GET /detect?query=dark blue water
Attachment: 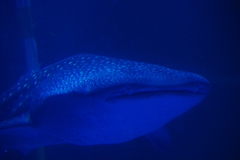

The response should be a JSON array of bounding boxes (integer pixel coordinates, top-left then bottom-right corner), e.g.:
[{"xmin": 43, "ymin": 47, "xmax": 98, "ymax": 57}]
[{"xmin": 0, "ymin": 0, "xmax": 239, "ymax": 159}]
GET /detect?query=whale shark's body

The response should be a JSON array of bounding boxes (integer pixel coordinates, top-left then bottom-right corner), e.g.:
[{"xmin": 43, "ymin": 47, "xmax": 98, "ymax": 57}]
[{"xmin": 0, "ymin": 54, "xmax": 209, "ymax": 154}]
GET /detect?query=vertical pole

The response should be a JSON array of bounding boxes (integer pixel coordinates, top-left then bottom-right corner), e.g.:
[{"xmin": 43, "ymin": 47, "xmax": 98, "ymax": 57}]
[{"xmin": 15, "ymin": 0, "xmax": 39, "ymax": 72}]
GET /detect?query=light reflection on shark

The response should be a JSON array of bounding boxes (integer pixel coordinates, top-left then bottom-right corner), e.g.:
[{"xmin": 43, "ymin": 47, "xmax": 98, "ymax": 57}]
[{"xmin": 0, "ymin": 54, "xmax": 209, "ymax": 154}]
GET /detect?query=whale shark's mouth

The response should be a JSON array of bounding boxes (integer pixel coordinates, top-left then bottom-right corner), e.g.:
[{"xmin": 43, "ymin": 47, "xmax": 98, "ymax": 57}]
[{"xmin": 105, "ymin": 82, "xmax": 210, "ymax": 101}]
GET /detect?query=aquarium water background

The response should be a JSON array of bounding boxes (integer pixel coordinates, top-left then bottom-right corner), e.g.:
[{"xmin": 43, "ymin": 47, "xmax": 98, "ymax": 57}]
[{"xmin": 0, "ymin": 0, "xmax": 239, "ymax": 160}]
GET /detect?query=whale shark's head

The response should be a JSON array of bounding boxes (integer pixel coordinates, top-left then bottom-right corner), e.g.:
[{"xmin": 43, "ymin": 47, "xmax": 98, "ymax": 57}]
[{"xmin": 30, "ymin": 54, "xmax": 210, "ymax": 145}]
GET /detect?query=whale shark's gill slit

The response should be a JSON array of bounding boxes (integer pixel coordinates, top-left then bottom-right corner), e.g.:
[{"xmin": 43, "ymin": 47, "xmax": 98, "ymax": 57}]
[{"xmin": 0, "ymin": 77, "xmax": 42, "ymax": 121}]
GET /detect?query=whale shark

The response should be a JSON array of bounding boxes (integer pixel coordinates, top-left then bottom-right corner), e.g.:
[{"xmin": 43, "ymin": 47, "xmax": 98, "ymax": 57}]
[{"xmin": 0, "ymin": 54, "xmax": 209, "ymax": 154}]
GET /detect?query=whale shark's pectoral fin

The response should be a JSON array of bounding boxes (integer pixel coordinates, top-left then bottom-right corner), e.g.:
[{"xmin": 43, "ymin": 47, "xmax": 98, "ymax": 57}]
[
  {"xmin": 146, "ymin": 127, "xmax": 171, "ymax": 152},
  {"xmin": 0, "ymin": 113, "xmax": 31, "ymax": 130}
]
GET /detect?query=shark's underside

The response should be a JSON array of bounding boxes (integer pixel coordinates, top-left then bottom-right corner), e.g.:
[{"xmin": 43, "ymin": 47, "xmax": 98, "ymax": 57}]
[{"xmin": 0, "ymin": 54, "xmax": 209, "ymax": 154}]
